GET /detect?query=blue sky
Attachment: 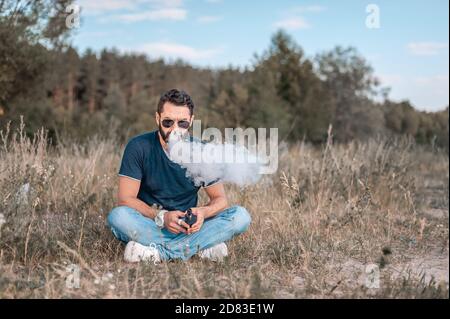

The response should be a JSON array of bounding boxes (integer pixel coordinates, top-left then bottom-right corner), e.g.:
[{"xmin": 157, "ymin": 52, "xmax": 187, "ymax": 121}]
[{"xmin": 72, "ymin": 0, "xmax": 449, "ymax": 112}]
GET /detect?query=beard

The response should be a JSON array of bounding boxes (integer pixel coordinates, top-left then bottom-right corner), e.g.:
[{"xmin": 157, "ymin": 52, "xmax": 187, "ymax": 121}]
[
  {"xmin": 158, "ymin": 123, "xmax": 170, "ymax": 142},
  {"xmin": 159, "ymin": 123, "xmax": 189, "ymax": 142}
]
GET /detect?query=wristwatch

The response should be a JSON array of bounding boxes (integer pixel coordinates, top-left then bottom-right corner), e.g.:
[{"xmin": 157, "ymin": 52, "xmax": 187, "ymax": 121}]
[{"xmin": 155, "ymin": 209, "xmax": 168, "ymax": 228}]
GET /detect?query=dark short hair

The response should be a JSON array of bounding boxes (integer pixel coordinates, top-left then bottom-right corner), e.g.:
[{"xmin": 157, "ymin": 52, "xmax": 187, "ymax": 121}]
[{"xmin": 157, "ymin": 89, "xmax": 194, "ymax": 115}]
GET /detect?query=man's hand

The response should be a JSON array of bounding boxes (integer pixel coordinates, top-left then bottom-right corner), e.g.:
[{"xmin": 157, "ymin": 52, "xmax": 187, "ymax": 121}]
[
  {"xmin": 164, "ymin": 211, "xmax": 190, "ymax": 234},
  {"xmin": 187, "ymin": 207, "xmax": 206, "ymax": 234}
]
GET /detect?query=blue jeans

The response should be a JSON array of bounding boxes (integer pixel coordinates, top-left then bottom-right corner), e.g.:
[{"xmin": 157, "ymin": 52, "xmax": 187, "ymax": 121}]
[{"xmin": 106, "ymin": 205, "xmax": 251, "ymax": 261}]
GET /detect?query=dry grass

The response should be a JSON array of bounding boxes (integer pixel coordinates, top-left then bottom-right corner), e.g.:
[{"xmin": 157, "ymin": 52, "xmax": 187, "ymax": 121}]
[{"xmin": 0, "ymin": 119, "xmax": 448, "ymax": 298}]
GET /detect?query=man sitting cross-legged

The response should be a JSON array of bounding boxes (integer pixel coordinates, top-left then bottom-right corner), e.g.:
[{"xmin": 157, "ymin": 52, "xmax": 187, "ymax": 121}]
[{"xmin": 106, "ymin": 89, "xmax": 251, "ymax": 263}]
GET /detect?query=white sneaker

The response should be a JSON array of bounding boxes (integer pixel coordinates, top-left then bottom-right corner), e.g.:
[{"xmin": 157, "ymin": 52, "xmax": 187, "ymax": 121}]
[
  {"xmin": 124, "ymin": 241, "xmax": 161, "ymax": 264},
  {"xmin": 198, "ymin": 242, "xmax": 228, "ymax": 262}
]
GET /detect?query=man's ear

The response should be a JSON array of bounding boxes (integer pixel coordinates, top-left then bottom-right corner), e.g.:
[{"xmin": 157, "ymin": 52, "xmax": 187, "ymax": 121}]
[
  {"xmin": 155, "ymin": 112, "xmax": 160, "ymax": 125},
  {"xmin": 189, "ymin": 115, "xmax": 195, "ymax": 128}
]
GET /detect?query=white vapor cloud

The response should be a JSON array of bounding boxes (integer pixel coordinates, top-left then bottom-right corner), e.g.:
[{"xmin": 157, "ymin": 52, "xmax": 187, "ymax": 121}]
[{"xmin": 167, "ymin": 130, "xmax": 264, "ymax": 187}]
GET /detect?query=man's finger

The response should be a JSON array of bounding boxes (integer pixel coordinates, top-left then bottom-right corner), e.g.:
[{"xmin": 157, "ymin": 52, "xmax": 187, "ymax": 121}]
[
  {"xmin": 174, "ymin": 220, "xmax": 189, "ymax": 232},
  {"xmin": 170, "ymin": 225, "xmax": 182, "ymax": 234},
  {"xmin": 175, "ymin": 211, "xmax": 186, "ymax": 218},
  {"xmin": 191, "ymin": 220, "xmax": 201, "ymax": 229},
  {"xmin": 190, "ymin": 223, "xmax": 201, "ymax": 232},
  {"xmin": 171, "ymin": 222, "xmax": 187, "ymax": 234},
  {"xmin": 178, "ymin": 219, "xmax": 190, "ymax": 229}
]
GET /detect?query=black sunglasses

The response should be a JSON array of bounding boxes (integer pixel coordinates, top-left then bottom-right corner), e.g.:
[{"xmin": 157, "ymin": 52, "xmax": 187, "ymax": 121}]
[{"xmin": 161, "ymin": 118, "xmax": 191, "ymax": 129}]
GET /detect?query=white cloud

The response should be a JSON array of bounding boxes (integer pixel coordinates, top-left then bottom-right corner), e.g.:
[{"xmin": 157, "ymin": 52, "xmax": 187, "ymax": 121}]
[
  {"xmin": 205, "ymin": 0, "xmax": 223, "ymax": 3},
  {"xmin": 379, "ymin": 73, "xmax": 449, "ymax": 111},
  {"xmin": 413, "ymin": 75, "xmax": 449, "ymax": 97},
  {"xmin": 78, "ymin": 0, "xmax": 184, "ymax": 14},
  {"xmin": 273, "ymin": 17, "xmax": 310, "ymax": 30},
  {"xmin": 411, "ymin": 75, "xmax": 449, "ymax": 110},
  {"xmin": 133, "ymin": 42, "xmax": 223, "ymax": 61},
  {"xmin": 77, "ymin": 30, "xmax": 124, "ymax": 38},
  {"xmin": 407, "ymin": 42, "xmax": 449, "ymax": 56},
  {"xmin": 104, "ymin": 8, "xmax": 187, "ymax": 23},
  {"xmin": 378, "ymin": 73, "xmax": 404, "ymax": 85},
  {"xmin": 196, "ymin": 15, "xmax": 222, "ymax": 24},
  {"xmin": 151, "ymin": 0, "xmax": 184, "ymax": 7},
  {"xmin": 77, "ymin": 0, "xmax": 136, "ymax": 14},
  {"xmin": 79, "ymin": 0, "xmax": 186, "ymax": 23},
  {"xmin": 292, "ymin": 5, "xmax": 326, "ymax": 13},
  {"xmin": 273, "ymin": 4, "xmax": 325, "ymax": 31}
]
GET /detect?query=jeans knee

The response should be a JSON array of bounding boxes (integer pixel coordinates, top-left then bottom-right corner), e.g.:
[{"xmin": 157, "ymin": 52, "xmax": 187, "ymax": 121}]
[
  {"xmin": 231, "ymin": 205, "xmax": 251, "ymax": 234},
  {"xmin": 107, "ymin": 206, "xmax": 132, "ymax": 230}
]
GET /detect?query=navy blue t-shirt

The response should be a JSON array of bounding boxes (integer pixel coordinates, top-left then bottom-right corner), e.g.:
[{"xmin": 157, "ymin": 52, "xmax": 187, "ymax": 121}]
[{"xmin": 118, "ymin": 130, "xmax": 218, "ymax": 211}]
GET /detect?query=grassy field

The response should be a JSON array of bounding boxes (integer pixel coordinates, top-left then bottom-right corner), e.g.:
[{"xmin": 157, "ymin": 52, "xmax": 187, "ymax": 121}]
[{"xmin": 0, "ymin": 120, "xmax": 448, "ymax": 298}]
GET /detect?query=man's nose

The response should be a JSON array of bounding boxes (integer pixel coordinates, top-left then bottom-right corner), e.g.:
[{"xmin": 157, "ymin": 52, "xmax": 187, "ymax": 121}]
[{"xmin": 173, "ymin": 121, "xmax": 185, "ymax": 130}]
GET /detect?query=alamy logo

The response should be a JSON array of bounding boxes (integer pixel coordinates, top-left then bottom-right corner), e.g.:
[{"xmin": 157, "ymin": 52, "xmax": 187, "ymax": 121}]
[
  {"xmin": 168, "ymin": 120, "xmax": 278, "ymax": 174},
  {"xmin": 65, "ymin": 263, "xmax": 80, "ymax": 289},
  {"xmin": 366, "ymin": 4, "xmax": 381, "ymax": 29},
  {"xmin": 65, "ymin": 4, "xmax": 80, "ymax": 29},
  {"xmin": 365, "ymin": 263, "xmax": 380, "ymax": 289}
]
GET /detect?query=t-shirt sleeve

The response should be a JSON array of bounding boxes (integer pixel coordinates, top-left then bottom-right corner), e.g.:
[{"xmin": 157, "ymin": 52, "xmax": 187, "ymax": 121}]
[
  {"xmin": 118, "ymin": 139, "xmax": 144, "ymax": 181},
  {"xmin": 203, "ymin": 178, "xmax": 222, "ymax": 188}
]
